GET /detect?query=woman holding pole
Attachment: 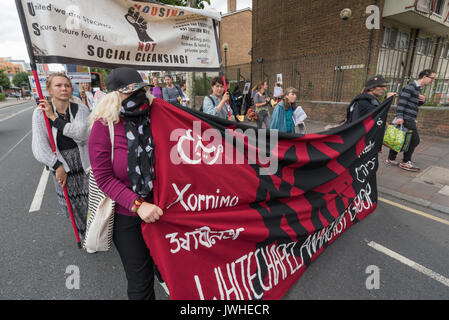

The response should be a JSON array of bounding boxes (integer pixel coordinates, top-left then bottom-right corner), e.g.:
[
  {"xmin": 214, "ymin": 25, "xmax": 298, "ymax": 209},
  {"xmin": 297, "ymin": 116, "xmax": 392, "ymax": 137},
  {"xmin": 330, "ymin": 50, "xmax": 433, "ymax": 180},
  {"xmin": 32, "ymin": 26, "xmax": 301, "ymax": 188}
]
[{"xmin": 32, "ymin": 73, "xmax": 91, "ymax": 238}]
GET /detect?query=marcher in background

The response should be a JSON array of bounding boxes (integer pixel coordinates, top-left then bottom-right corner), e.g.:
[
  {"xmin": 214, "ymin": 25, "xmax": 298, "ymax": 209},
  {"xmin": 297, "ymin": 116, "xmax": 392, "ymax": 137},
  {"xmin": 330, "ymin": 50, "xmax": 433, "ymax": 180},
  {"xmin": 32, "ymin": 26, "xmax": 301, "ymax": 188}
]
[
  {"xmin": 202, "ymin": 76, "xmax": 235, "ymax": 121},
  {"xmin": 150, "ymin": 76, "xmax": 163, "ymax": 100},
  {"xmin": 346, "ymin": 75, "xmax": 397, "ymax": 124},
  {"xmin": 253, "ymin": 81, "xmax": 271, "ymax": 129},
  {"xmin": 93, "ymin": 88, "xmax": 106, "ymax": 108},
  {"xmin": 180, "ymin": 82, "xmax": 191, "ymax": 108},
  {"xmin": 162, "ymin": 74, "xmax": 183, "ymax": 108},
  {"xmin": 242, "ymin": 88, "xmax": 254, "ymax": 116},
  {"xmin": 89, "ymin": 67, "xmax": 163, "ymax": 300},
  {"xmin": 273, "ymin": 82, "xmax": 284, "ymax": 102},
  {"xmin": 32, "ymin": 73, "xmax": 90, "ymax": 238},
  {"xmin": 232, "ymin": 85, "xmax": 244, "ymax": 120},
  {"xmin": 271, "ymin": 87, "xmax": 302, "ymax": 134},
  {"xmin": 250, "ymin": 83, "xmax": 260, "ymax": 101},
  {"xmin": 80, "ymin": 82, "xmax": 95, "ymax": 111},
  {"xmin": 386, "ymin": 69, "xmax": 436, "ymax": 172}
]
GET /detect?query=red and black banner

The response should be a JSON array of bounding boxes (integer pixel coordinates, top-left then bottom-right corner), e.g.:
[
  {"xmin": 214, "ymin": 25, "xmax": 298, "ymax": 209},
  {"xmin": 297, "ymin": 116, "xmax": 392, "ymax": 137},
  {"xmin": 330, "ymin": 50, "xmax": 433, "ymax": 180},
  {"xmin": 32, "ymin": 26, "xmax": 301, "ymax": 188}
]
[{"xmin": 142, "ymin": 98, "xmax": 393, "ymax": 300}]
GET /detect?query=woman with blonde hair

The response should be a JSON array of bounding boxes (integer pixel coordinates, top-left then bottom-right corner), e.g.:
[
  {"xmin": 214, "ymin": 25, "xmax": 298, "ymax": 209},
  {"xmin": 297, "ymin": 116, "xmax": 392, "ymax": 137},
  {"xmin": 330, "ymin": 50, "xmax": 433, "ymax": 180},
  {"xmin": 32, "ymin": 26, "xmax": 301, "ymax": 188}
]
[
  {"xmin": 88, "ymin": 67, "xmax": 163, "ymax": 300},
  {"xmin": 32, "ymin": 72, "xmax": 90, "ymax": 237},
  {"xmin": 270, "ymin": 87, "xmax": 306, "ymax": 134}
]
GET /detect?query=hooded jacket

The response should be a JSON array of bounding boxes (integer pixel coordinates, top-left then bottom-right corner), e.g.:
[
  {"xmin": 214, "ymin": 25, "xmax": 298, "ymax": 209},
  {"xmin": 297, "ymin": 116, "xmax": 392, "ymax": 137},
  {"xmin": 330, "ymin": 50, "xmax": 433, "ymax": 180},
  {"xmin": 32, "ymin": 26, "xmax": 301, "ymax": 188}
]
[{"xmin": 346, "ymin": 93, "xmax": 380, "ymax": 123}]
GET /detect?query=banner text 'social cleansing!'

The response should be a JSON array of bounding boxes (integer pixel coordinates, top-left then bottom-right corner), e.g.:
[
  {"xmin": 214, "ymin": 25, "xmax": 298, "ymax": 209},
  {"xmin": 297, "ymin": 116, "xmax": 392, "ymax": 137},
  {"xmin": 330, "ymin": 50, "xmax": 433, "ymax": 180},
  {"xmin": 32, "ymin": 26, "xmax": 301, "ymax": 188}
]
[{"xmin": 87, "ymin": 45, "xmax": 189, "ymax": 64}]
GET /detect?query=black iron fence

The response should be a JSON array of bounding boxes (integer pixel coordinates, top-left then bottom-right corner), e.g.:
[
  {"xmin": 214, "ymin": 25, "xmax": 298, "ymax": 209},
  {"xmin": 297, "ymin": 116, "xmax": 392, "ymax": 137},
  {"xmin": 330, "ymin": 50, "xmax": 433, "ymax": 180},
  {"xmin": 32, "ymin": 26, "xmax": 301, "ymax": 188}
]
[
  {"xmin": 378, "ymin": 36, "xmax": 449, "ymax": 106},
  {"xmin": 219, "ymin": 40, "xmax": 449, "ymax": 106}
]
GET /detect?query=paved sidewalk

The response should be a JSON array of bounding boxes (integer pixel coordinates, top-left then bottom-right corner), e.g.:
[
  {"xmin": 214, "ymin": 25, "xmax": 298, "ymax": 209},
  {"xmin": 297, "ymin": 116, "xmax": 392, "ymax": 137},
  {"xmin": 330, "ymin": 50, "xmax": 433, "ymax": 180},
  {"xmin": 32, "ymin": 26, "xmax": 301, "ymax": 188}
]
[
  {"xmin": 306, "ymin": 120, "xmax": 449, "ymax": 215},
  {"xmin": 0, "ymin": 97, "xmax": 34, "ymax": 109}
]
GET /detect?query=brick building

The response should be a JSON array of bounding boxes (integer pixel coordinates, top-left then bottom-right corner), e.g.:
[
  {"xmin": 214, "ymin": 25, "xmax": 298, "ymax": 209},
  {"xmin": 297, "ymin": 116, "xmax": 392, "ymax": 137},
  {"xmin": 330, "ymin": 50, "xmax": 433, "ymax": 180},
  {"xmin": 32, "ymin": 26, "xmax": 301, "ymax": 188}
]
[
  {"xmin": 251, "ymin": 0, "xmax": 449, "ymax": 104},
  {"xmin": 0, "ymin": 58, "xmax": 26, "ymax": 76},
  {"xmin": 219, "ymin": 0, "xmax": 252, "ymax": 83}
]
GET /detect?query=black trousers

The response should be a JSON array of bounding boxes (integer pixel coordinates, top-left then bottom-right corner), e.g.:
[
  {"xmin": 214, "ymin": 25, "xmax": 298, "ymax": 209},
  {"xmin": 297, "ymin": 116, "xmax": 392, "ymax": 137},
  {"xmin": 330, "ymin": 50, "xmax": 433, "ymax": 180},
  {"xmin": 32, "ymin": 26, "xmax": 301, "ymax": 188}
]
[
  {"xmin": 113, "ymin": 214, "xmax": 155, "ymax": 300},
  {"xmin": 257, "ymin": 110, "xmax": 270, "ymax": 129},
  {"xmin": 388, "ymin": 119, "xmax": 420, "ymax": 163}
]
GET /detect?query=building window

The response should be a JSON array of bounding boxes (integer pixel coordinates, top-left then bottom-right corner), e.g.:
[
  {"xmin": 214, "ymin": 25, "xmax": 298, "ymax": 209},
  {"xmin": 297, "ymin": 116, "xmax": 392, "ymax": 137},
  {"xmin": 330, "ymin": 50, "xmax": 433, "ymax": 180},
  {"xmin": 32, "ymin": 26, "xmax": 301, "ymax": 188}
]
[
  {"xmin": 441, "ymin": 44, "xmax": 449, "ymax": 58},
  {"xmin": 435, "ymin": 82, "xmax": 448, "ymax": 93},
  {"xmin": 382, "ymin": 27, "xmax": 410, "ymax": 50},
  {"xmin": 417, "ymin": 0, "xmax": 445, "ymax": 15},
  {"xmin": 433, "ymin": 0, "xmax": 445, "ymax": 15},
  {"xmin": 382, "ymin": 27, "xmax": 391, "ymax": 48},
  {"xmin": 382, "ymin": 27, "xmax": 398, "ymax": 49},
  {"xmin": 397, "ymin": 32, "xmax": 410, "ymax": 50},
  {"xmin": 416, "ymin": 37, "xmax": 434, "ymax": 55}
]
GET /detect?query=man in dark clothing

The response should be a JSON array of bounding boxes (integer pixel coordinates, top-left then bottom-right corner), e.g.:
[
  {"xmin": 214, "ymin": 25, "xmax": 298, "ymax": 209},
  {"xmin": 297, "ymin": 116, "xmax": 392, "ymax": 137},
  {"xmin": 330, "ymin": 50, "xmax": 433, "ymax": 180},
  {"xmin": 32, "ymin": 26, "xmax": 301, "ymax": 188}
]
[
  {"xmin": 346, "ymin": 75, "xmax": 396, "ymax": 123},
  {"xmin": 386, "ymin": 69, "xmax": 436, "ymax": 172}
]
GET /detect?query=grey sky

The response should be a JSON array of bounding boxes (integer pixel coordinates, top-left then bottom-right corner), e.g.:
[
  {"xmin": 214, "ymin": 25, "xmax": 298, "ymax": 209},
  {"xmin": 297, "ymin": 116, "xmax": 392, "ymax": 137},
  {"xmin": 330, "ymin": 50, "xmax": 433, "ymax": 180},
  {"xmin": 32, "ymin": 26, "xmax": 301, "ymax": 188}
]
[
  {"xmin": 204, "ymin": 0, "xmax": 252, "ymax": 13},
  {"xmin": 0, "ymin": 0, "xmax": 29, "ymax": 62}
]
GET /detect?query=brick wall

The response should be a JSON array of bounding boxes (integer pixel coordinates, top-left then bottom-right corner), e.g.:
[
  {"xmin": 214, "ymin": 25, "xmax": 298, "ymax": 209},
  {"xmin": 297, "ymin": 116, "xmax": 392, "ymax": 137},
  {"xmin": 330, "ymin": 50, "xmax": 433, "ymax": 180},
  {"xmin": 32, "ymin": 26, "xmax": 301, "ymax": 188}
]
[
  {"xmin": 300, "ymin": 101, "xmax": 449, "ymax": 138},
  {"xmin": 220, "ymin": 10, "xmax": 252, "ymax": 67},
  {"xmin": 251, "ymin": 0, "xmax": 385, "ymax": 101}
]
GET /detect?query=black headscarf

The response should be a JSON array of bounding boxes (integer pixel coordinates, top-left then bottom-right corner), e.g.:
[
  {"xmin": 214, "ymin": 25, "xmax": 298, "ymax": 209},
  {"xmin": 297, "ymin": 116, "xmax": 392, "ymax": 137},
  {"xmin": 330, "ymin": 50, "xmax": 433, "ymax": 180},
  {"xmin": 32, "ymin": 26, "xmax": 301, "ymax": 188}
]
[{"xmin": 120, "ymin": 89, "xmax": 155, "ymax": 198}]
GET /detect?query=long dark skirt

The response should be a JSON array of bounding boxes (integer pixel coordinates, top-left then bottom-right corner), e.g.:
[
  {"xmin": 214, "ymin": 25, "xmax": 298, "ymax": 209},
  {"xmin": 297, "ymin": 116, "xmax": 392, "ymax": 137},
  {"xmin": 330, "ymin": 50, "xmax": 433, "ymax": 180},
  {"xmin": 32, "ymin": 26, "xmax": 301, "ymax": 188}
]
[{"xmin": 51, "ymin": 148, "xmax": 88, "ymax": 237}]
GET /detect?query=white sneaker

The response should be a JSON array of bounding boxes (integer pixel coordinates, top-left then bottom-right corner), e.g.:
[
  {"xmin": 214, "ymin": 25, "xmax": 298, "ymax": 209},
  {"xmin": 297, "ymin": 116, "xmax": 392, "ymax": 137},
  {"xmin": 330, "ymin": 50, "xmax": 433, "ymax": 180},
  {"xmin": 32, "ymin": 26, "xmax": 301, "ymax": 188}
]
[{"xmin": 399, "ymin": 161, "xmax": 420, "ymax": 172}]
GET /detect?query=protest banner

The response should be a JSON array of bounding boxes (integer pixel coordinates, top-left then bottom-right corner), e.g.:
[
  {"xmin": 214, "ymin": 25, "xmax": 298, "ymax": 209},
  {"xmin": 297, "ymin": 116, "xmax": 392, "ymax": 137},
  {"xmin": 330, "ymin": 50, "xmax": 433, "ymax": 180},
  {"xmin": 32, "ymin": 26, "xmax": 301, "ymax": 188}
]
[
  {"xmin": 142, "ymin": 97, "xmax": 393, "ymax": 300},
  {"xmin": 17, "ymin": 0, "xmax": 222, "ymax": 71}
]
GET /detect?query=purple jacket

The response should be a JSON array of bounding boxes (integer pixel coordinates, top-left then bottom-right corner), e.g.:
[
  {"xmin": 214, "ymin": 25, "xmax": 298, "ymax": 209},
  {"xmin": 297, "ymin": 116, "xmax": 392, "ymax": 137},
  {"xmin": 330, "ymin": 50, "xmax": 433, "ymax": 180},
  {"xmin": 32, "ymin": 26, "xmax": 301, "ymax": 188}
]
[
  {"xmin": 151, "ymin": 86, "xmax": 163, "ymax": 99},
  {"xmin": 89, "ymin": 119, "xmax": 139, "ymax": 216}
]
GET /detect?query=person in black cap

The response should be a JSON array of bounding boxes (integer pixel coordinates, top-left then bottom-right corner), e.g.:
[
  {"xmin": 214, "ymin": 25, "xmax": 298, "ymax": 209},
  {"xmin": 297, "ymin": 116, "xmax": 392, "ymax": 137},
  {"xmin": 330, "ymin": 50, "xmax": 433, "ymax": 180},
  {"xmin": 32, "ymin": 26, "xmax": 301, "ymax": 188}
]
[
  {"xmin": 346, "ymin": 75, "xmax": 397, "ymax": 123},
  {"xmin": 88, "ymin": 67, "xmax": 163, "ymax": 300}
]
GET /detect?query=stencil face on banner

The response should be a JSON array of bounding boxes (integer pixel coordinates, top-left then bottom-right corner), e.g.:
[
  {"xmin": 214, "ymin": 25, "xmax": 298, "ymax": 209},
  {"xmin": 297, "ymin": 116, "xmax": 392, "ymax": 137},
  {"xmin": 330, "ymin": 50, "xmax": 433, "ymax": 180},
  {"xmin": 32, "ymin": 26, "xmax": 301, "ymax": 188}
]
[{"xmin": 18, "ymin": 0, "xmax": 221, "ymax": 71}]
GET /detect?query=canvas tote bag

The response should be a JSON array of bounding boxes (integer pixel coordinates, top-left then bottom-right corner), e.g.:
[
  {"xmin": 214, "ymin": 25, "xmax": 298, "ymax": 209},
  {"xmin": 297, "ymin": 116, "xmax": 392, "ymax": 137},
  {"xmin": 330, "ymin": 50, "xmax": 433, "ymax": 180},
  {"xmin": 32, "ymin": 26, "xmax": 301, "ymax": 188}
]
[{"xmin": 83, "ymin": 121, "xmax": 115, "ymax": 252}]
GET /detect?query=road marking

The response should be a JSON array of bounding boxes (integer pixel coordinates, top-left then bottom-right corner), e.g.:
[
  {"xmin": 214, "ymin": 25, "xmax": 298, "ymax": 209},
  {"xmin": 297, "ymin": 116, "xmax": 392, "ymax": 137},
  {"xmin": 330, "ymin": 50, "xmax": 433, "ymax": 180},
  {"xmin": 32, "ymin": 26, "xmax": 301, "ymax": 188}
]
[
  {"xmin": 367, "ymin": 241, "xmax": 449, "ymax": 288},
  {"xmin": 0, "ymin": 130, "xmax": 32, "ymax": 163},
  {"xmin": 29, "ymin": 167, "xmax": 50, "ymax": 213},
  {"xmin": 0, "ymin": 105, "xmax": 34, "ymax": 123},
  {"xmin": 379, "ymin": 197, "xmax": 449, "ymax": 227}
]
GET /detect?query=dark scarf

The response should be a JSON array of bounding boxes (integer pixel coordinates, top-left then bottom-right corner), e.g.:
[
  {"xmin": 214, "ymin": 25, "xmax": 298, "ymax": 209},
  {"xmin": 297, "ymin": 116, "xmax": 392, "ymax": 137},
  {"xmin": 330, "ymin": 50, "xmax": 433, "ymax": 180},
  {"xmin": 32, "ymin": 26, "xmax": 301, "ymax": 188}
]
[{"xmin": 120, "ymin": 90, "xmax": 155, "ymax": 198}]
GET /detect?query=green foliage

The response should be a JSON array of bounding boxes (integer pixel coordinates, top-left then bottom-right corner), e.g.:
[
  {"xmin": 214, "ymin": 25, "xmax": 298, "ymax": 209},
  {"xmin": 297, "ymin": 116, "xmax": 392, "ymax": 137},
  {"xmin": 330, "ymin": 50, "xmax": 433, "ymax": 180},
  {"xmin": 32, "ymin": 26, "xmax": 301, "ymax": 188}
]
[
  {"xmin": 193, "ymin": 75, "xmax": 212, "ymax": 96},
  {"xmin": 422, "ymin": 102, "xmax": 440, "ymax": 107},
  {"xmin": 90, "ymin": 67, "xmax": 112, "ymax": 88},
  {"xmin": 12, "ymin": 72, "xmax": 31, "ymax": 88},
  {"xmin": 157, "ymin": 0, "xmax": 211, "ymax": 9},
  {"xmin": 0, "ymin": 93, "xmax": 5, "ymax": 101},
  {"xmin": 0, "ymin": 70, "xmax": 11, "ymax": 90}
]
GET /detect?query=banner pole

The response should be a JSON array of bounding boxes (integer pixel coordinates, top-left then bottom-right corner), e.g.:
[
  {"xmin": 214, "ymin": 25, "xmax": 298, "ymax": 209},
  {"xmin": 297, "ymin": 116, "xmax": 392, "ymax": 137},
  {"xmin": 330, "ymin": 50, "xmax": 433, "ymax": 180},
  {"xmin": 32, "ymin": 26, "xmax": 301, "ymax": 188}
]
[
  {"xmin": 15, "ymin": 0, "xmax": 82, "ymax": 249},
  {"xmin": 214, "ymin": 19, "xmax": 232, "ymax": 119}
]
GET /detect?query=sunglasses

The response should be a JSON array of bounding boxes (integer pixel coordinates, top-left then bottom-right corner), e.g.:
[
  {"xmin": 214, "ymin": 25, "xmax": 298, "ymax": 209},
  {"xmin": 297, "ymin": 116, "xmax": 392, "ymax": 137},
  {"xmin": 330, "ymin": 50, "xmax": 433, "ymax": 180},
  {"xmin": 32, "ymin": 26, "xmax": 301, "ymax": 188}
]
[{"xmin": 377, "ymin": 85, "xmax": 387, "ymax": 88}]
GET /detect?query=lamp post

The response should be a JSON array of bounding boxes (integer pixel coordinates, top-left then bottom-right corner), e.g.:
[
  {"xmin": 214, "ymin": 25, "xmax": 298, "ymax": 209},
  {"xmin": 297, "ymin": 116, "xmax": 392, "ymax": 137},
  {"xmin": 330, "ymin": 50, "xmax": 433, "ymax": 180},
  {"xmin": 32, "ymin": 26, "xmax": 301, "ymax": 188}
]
[
  {"xmin": 256, "ymin": 57, "xmax": 264, "ymax": 83},
  {"xmin": 223, "ymin": 42, "xmax": 229, "ymax": 77},
  {"xmin": 335, "ymin": 8, "xmax": 352, "ymax": 102}
]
